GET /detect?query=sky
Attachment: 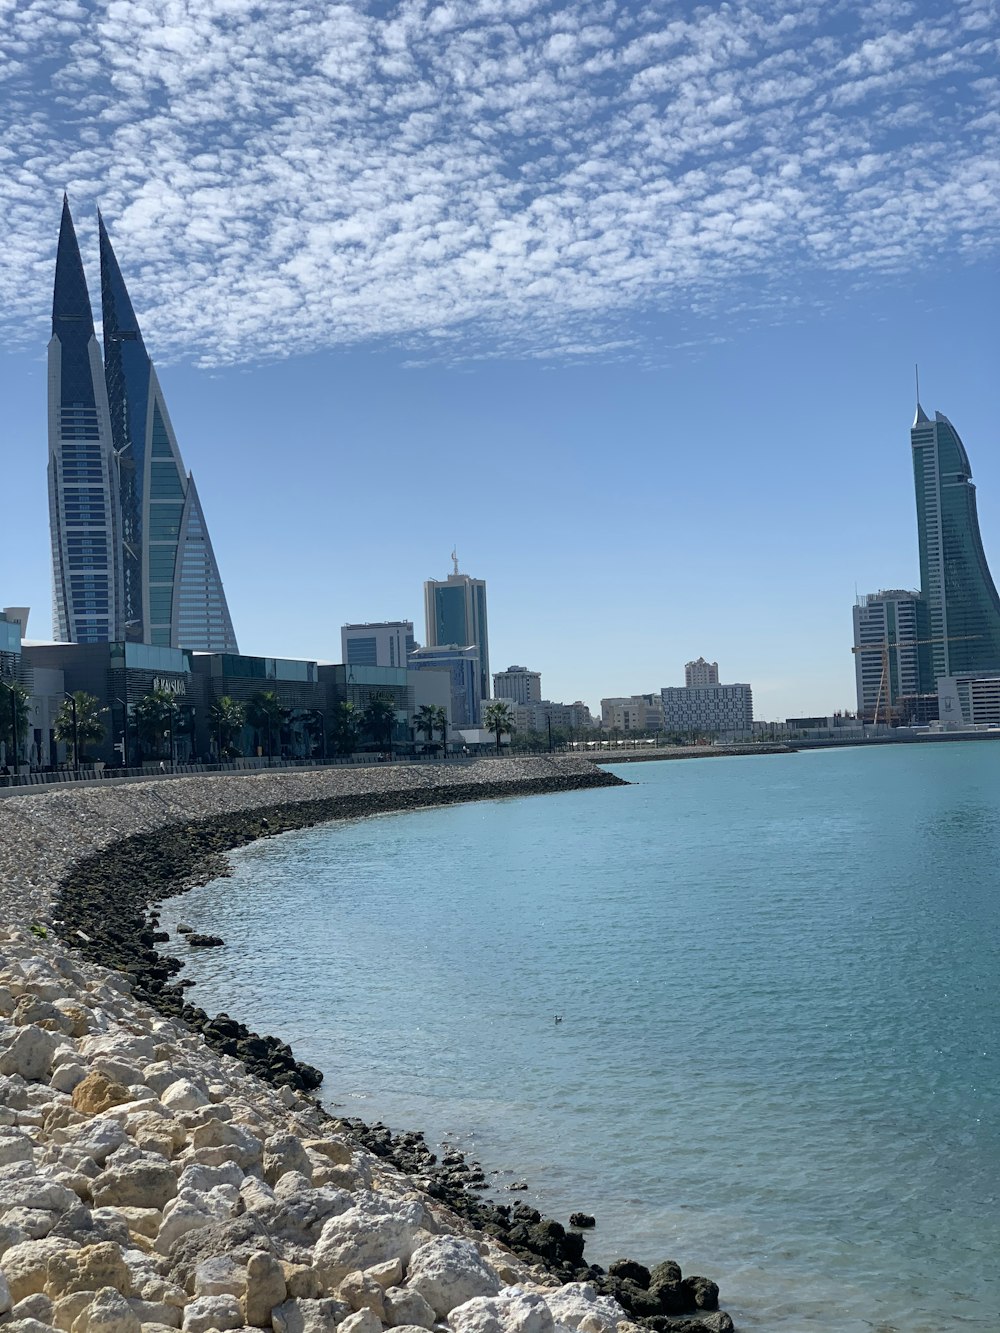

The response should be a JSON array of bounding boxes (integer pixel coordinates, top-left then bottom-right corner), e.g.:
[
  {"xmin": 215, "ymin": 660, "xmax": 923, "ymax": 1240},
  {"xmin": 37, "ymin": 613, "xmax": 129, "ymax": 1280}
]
[{"xmin": 1, "ymin": 0, "xmax": 998, "ymax": 720}]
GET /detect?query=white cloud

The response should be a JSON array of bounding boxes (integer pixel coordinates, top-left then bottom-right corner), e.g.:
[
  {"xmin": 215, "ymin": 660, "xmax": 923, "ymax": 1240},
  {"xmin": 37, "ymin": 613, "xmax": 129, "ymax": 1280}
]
[{"xmin": 0, "ymin": 0, "xmax": 997, "ymax": 366}]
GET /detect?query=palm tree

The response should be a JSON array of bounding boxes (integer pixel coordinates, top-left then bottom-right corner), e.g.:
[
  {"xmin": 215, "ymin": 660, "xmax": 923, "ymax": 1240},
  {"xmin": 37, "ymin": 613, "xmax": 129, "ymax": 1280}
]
[
  {"xmin": 432, "ymin": 704, "xmax": 449, "ymax": 757},
  {"xmin": 0, "ymin": 680, "xmax": 30, "ymax": 773},
  {"xmin": 483, "ymin": 701, "xmax": 514, "ymax": 755},
  {"xmin": 210, "ymin": 695, "xmax": 245, "ymax": 758},
  {"xmin": 413, "ymin": 704, "xmax": 438, "ymax": 750},
  {"xmin": 132, "ymin": 689, "xmax": 180, "ymax": 761},
  {"xmin": 363, "ymin": 696, "xmax": 396, "ymax": 757},
  {"xmin": 330, "ymin": 700, "xmax": 359, "ymax": 756},
  {"xmin": 54, "ymin": 691, "xmax": 107, "ymax": 766},
  {"xmin": 246, "ymin": 690, "xmax": 283, "ymax": 762}
]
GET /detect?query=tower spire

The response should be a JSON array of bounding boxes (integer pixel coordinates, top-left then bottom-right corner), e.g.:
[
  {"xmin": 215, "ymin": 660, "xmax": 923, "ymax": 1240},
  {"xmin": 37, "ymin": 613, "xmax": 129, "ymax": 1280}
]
[
  {"xmin": 451, "ymin": 547, "xmax": 460, "ymax": 575},
  {"xmin": 98, "ymin": 211, "xmax": 145, "ymax": 352},
  {"xmin": 52, "ymin": 194, "xmax": 95, "ymax": 337}
]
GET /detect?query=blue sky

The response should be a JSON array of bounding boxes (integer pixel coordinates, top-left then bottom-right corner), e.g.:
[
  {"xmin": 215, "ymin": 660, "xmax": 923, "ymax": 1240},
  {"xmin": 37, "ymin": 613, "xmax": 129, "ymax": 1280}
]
[{"xmin": 1, "ymin": 0, "xmax": 998, "ymax": 719}]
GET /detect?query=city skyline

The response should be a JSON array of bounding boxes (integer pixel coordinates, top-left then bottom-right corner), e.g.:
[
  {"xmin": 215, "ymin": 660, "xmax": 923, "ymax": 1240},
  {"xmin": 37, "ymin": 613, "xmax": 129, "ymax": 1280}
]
[{"xmin": 1, "ymin": 1, "xmax": 997, "ymax": 717}]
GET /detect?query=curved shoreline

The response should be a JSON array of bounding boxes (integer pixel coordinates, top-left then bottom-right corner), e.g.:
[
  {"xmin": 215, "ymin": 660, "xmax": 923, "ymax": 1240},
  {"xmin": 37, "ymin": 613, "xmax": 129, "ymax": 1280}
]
[{"xmin": 1, "ymin": 759, "xmax": 734, "ymax": 1330}]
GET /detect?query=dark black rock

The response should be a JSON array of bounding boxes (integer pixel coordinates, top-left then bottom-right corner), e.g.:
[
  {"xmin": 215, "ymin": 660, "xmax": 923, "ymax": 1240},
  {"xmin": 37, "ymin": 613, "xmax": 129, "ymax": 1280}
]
[
  {"xmin": 569, "ymin": 1212, "xmax": 596, "ymax": 1228},
  {"xmin": 650, "ymin": 1260, "xmax": 683, "ymax": 1287},
  {"xmin": 187, "ymin": 933, "xmax": 225, "ymax": 947},
  {"xmin": 608, "ymin": 1258, "xmax": 650, "ymax": 1287},
  {"xmin": 682, "ymin": 1276, "xmax": 720, "ymax": 1310},
  {"xmin": 649, "ymin": 1280, "xmax": 690, "ymax": 1314},
  {"xmin": 506, "ymin": 1180, "xmax": 529, "ymax": 1191}
]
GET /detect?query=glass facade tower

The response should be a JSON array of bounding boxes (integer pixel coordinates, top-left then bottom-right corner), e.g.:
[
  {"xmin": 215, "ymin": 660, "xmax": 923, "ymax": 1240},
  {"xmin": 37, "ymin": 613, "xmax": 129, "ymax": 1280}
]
[
  {"xmin": 912, "ymin": 405, "xmax": 1000, "ymax": 685},
  {"xmin": 98, "ymin": 215, "xmax": 239, "ymax": 652},
  {"xmin": 423, "ymin": 563, "xmax": 490, "ymax": 705},
  {"xmin": 48, "ymin": 196, "xmax": 123, "ymax": 643}
]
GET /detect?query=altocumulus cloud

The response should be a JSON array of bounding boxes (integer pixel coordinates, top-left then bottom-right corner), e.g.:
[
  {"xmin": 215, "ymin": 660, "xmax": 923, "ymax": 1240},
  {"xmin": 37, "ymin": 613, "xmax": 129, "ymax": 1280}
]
[{"xmin": 0, "ymin": 0, "xmax": 997, "ymax": 365}]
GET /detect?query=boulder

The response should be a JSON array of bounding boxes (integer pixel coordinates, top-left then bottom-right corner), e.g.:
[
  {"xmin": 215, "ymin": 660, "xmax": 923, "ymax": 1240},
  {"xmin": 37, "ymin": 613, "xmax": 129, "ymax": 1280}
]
[
  {"xmin": 543, "ymin": 1284, "xmax": 623, "ymax": 1333},
  {"xmin": 606, "ymin": 1262, "xmax": 648, "ymax": 1289},
  {"xmin": 263, "ymin": 1136, "xmax": 313, "ymax": 1187},
  {"xmin": 50, "ymin": 1066, "xmax": 88, "ymax": 1096},
  {"xmin": 52, "ymin": 1292, "xmax": 93, "ymax": 1332},
  {"xmin": 647, "ymin": 1262, "xmax": 681, "ymax": 1289},
  {"xmin": 45, "ymin": 1243, "xmax": 133, "ymax": 1299},
  {"xmin": 3, "ymin": 1238, "xmax": 80, "ymax": 1303},
  {"xmin": 159, "ymin": 1084, "xmax": 207, "ymax": 1115},
  {"xmin": 242, "ymin": 1252, "xmax": 286, "ymax": 1328},
  {"xmin": 51, "ymin": 1119, "xmax": 128, "ymax": 1168},
  {"xmin": 180, "ymin": 1295, "xmax": 242, "ymax": 1333},
  {"xmin": 154, "ymin": 1187, "xmax": 239, "ymax": 1255},
  {"xmin": 448, "ymin": 1288, "xmax": 554, "ymax": 1333},
  {"xmin": 72, "ymin": 1287, "xmax": 141, "ymax": 1333},
  {"xmin": 12, "ymin": 1295, "xmax": 56, "ymax": 1325},
  {"xmin": 71, "ymin": 1076, "xmax": 131, "ymax": 1118},
  {"xmin": 192, "ymin": 1257, "xmax": 246, "ymax": 1301},
  {"xmin": 313, "ymin": 1197, "xmax": 428, "ymax": 1285},
  {"xmin": 568, "ymin": 1214, "xmax": 595, "ymax": 1229},
  {"xmin": 0, "ymin": 1127, "xmax": 35, "ymax": 1165},
  {"xmin": 681, "ymin": 1278, "xmax": 719, "ymax": 1311},
  {"xmin": 0, "ymin": 1268, "xmax": 11, "ymax": 1315},
  {"xmin": 336, "ymin": 1271, "xmax": 384, "ymax": 1319},
  {"xmin": 406, "ymin": 1237, "xmax": 501, "ymax": 1320},
  {"xmin": 382, "ymin": 1286, "xmax": 436, "ymax": 1329},
  {"xmin": 337, "ymin": 1311, "xmax": 382, "ymax": 1333},
  {"xmin": 0, "ymin": 1029, "xmax": 60, "ymax": 1082},
  {"xmin": 91, "ymin": 1162, "xmax": 177, "ymax": 1213},
  {"xmin": 270, "ymin": 1298, "xmax": 349, "ymax": 1333}
]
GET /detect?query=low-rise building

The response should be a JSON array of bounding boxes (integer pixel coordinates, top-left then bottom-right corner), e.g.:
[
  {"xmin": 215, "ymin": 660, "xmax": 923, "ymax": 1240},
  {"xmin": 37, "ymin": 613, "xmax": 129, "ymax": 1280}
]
[
  {"xmin": 493, "ymin": 665, "xmax": 542, "ymax": 705},
  {"xmin": 661, "ymin": 683, "xmax": 753, "ymax": 736},
  {"xmin": 685, "ymin": 657, "xmax": 719, "ymax": 687},
  {"xmin": 937, "ymin": 673, "xmax": 1000, "ymax": 727},
  {"xmin": 341, "ymin": 621, "xmax": 415, "ymax": 670},
  {"xmin": 601, "ymin": 695, "xmax": 664, "ymax": 732}
]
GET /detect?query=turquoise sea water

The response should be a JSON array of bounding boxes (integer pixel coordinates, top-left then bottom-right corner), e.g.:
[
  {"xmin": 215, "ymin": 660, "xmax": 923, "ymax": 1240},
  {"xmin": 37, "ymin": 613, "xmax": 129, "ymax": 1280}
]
[{"xmin": 160, "ymin": 746, "xmax": 1000, "ymax": 1332}]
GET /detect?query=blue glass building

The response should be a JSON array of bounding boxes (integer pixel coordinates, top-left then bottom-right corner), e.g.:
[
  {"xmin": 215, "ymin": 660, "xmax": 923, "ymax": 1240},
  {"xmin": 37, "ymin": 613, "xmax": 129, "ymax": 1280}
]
[
  {"xmin": 99, "ymin": 214, "xmax": 238, "ymax": 651},
  {"xmin": 422, "ymin": 559, "xmax": 490, "ymax": 706},
  {"xmin": 912, "ymin": 405, "xmax": 1000, "ymax": 685},
  {"xmin": 47, "ymin": 197, "xmax": 123, "ymax": 643}
]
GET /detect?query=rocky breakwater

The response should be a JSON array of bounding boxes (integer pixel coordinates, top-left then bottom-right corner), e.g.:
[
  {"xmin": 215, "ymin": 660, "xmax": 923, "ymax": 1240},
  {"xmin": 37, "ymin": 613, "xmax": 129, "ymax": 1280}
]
[{"xmin": 0, "ymin": 760, "xmax": 736, "ymax": 1333}]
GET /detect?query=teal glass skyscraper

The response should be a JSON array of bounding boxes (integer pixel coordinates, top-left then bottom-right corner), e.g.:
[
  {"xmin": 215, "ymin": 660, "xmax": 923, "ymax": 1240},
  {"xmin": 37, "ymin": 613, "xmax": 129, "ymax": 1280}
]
[
  {"xmin": 99, "ymin": 214, "xmax": 238, "ymax": 652},
  {"xmin": 48, "ymin": 198, "xmax": 238, "ymax": 651},
  {"xmin": 423, "ymin": 553, "xmax": 490, "ymax": 706},
  {"xmin": 912, "ymin": 404, "xmax": 1000, "ymax": 684},
  {"xmin": 48, "ymin": 196, "xmax": 123, "ymax": 643}
]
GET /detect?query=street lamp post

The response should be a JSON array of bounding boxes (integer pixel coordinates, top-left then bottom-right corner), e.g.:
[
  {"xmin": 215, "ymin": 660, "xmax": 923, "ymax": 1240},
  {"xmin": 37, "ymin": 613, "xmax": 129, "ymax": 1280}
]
[
  {"xmin": 546, "ymin": 712, "xmax": 553, "ymax": 753},
  {"xmin": 63, "ymin": 693, "xmax": 79, "ymax": 774},
  {"xmin": 314, "ymin": 710, "xmax": 326, "ymax": 762},
  {"xmin": 114, "ymin": 697, "xmax": 129, "ymax": 768}
]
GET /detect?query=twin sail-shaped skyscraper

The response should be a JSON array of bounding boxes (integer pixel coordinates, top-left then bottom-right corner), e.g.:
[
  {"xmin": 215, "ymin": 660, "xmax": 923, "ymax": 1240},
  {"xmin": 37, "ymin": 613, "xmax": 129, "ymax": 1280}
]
[{"xmin": 48, "ymin": 196, "xmax": 238, "ymax": 651}]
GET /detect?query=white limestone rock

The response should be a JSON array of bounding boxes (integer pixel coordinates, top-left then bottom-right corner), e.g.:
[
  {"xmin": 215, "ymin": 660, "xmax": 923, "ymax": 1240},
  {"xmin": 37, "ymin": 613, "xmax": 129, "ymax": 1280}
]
[
  {"xmin": 270, "ymin": 1298, "xmax": 349, "ymax": 1333},
  {"xmin": 159, "ymin": 1084, "xmax": 207, "ymax": 1116},
  {"xmin": 124, "ymin": 1300, "xmax": 181, "ymax": 1330},
  {"xmin": 262, "ymin": 1136, "xmax": 312, "ymax": 1187},
  {"xmin": 91, "ymin": 1160, "xmax": 178, "ymax": 1212},
  {"xmin": 0, "ymin": 1127, "xmax": 35, "ymax": 1165},
  {"xmin": 337, "ymin": 1311, "xmax": 382, "ymax": 1333},
  {"xmin": 313, "ymin": 1198, "xmax": 428, "ymax": 1285},
  {"xmin": 51, "ymin": 1119, "xmax": 128, "ymax": 1168},
  {"xmin": 1, "ymin": 1269, "xmax": 13, "ymax": 1315},
  {"xmin": 243, "ymin": 1253, "xmax": 286, "ymax": 1328},
  {"xmin": 193, "ymin": 1256, "xmax": 247, "ymax": 1301},
  {"xmin": 448, "ymin": 1289, "xmax": 554, "ymax": 1333},
  {"xmin": 0, "ymin": 1029, "xmax": 60, "ymax": 1083},
  {"xmin": 153, "ymin": 1186, "xmax": 239, "ymax": 1255},
  {"xmin": 541, "ymin": 1286, "xmax": 623, "ymax": 1333},
  {"xmin": 406, "ymin": 1238, "xmax": 501, "ymax": 1320},
  {"xmin": 73, "ymin": 1288, "xmax": 142, "ymax": 1333},
  {"xmin": 180, "ymin": 1295, "xmax": 242, "ymax": 1333},
  {"xmin": 175, "ymin": 1163, "xmax": 244, "ymax": 1196},
  {"xmin": 382, "ymin": 1286, "xmax": 436, "ymax": 1329}
]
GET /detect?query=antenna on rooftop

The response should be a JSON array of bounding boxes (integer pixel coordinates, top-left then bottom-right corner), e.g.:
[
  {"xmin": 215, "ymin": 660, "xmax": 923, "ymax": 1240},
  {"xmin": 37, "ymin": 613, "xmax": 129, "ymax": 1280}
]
[
  {"xmin": 915, "ymin": 362, "xmax": 920, "ymax": 406},
  {"xmin": 451, "ymin": 547, "xmax": 459, "ymax": 575}
]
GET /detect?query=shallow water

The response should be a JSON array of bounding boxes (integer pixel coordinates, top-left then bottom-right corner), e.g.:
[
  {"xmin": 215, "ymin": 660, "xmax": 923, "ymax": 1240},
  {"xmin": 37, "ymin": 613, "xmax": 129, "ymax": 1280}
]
[{"xmin": 160, "ymin": 745, "xmax": 1000, "ymax": 1331}]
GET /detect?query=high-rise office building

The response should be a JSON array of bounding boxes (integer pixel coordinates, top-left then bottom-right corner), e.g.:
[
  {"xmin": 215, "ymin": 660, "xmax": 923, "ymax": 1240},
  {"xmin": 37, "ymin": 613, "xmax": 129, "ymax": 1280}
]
[
  {"xmin": 48, "ymin": 196, "xmax": 123, "ymax": 644},
  {"xmin": 423, "ymin": 554, "xmax": 490, "ymax": 704},
  {"xmin": 685, "ymin": 657, "xmax": 719, "ymax": 687},
  {"xmin": 99, "ymin": 213, "xmax": 238, "ymax": 651},
  {"xmin": 852, "ymin": 590, "xmax": 927, "ymax": 721},
  {"xmin": 912, "ymin": 405, "xmax": 1000, "ymax": 683},
  {"xmin": 341, "ymin": 622, "xmax": 414, "ymax": 669},
  {"xmin": 493, "ymin": 665, "xmax": 541, "ymax": 704}
]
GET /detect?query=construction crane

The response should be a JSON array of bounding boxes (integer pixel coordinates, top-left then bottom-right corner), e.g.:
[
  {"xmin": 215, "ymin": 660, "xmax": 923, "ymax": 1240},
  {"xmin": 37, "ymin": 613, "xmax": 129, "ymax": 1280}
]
[{"xmin": 851, "ymin": 635, "xmax": 980, "ymax": 726}]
